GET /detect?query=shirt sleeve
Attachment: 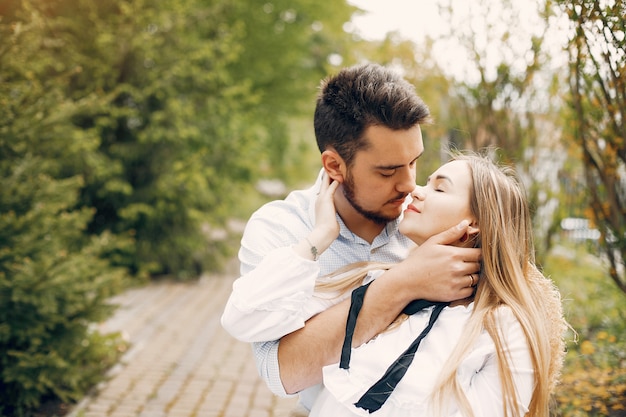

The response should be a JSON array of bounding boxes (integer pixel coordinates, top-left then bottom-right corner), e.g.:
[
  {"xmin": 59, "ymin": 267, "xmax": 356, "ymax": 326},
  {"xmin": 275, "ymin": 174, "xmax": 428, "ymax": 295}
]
[
  {"xmin": 221, "ymin": 246, "xmax": 320, "ymax": 343},
  {"xmin": 252, "ymin": 340, "xmax": 292, "ymax": 397},
  {"xmin": 220, "ymin": 201, "xmax": 314, "ymax": 397}
]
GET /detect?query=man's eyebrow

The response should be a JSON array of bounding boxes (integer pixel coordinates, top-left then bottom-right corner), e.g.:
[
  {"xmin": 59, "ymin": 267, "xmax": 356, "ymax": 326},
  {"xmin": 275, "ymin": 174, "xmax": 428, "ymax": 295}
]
[{"xmin": 375, "ymin": 155, "xmax": 421, "ymax": 170}]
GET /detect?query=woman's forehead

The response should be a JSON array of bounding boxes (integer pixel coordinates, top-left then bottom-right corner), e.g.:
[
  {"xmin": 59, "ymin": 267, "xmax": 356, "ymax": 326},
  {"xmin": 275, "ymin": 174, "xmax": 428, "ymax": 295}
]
[{"xmin": 430, "ymin": 160, "xmax": 470, "ymax": 179}]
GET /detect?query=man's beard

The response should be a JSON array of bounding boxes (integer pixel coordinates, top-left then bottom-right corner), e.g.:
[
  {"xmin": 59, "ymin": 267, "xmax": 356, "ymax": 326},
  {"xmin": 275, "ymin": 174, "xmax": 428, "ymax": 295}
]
[{"xmin": 342, "ymin": 173, "xmax": 402, "ymax": 226}]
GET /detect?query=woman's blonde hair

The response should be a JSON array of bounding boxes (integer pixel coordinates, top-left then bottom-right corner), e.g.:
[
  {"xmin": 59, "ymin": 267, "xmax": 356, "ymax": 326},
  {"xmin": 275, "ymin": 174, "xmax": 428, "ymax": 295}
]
[
  {"xmin": 315, "ymin": 153, "xmax": 567, "ymax": 417},
  {"xmin": 428, "ymin": 153, "xmax": 566, "ymax": 417}
]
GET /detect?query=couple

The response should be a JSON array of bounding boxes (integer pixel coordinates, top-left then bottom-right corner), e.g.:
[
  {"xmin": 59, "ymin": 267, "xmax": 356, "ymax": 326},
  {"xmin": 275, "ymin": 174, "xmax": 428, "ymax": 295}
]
[{"xmin": 221, "ymin": 63, "xmax": 567, "ymax": 416}]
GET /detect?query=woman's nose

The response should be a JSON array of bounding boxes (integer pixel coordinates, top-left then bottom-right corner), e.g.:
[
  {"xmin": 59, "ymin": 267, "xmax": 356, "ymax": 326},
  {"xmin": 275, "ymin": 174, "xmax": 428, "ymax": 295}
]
[{"xmin": 411, "ymin": 186, "xmax": 426, "ymax": 200}]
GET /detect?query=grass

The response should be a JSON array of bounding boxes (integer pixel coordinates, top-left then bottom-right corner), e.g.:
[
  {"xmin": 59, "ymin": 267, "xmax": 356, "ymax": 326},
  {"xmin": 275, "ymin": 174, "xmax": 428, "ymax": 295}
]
[{"xmin": 543, "ymin": 243, "xmax": 626, "ymax": 416}]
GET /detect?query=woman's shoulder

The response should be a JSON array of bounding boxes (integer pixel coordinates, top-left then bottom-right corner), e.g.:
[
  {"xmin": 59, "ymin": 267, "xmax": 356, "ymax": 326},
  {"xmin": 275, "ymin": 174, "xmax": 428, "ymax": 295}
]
[{"xmin": 491, "ymin": 304, "xmax": 522, "ymax": 328}]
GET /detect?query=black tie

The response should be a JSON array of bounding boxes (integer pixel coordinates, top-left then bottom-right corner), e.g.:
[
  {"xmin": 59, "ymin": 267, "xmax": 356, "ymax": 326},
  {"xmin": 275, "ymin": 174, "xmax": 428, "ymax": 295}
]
[{"xmin": 339, "ymin": 281, "xmax": 448, "ymax": 413}]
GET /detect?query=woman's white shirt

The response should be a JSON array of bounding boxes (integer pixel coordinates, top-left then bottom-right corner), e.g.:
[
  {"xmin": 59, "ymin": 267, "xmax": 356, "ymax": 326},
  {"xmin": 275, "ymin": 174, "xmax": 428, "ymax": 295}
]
[
  {"xmin": 310, "ymin": 304, "xmax": 534, "ymax": 417},
  {"xmin": 221, "ymin": 248, "xmax": 534, "ymax": 417}
]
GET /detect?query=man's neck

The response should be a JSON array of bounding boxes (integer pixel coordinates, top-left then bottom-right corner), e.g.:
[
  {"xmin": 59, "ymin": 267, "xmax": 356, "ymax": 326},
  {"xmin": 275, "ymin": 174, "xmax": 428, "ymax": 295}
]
[{"xmin": 335, "ymin": 200, "xmax": 387, "ymax": 244}]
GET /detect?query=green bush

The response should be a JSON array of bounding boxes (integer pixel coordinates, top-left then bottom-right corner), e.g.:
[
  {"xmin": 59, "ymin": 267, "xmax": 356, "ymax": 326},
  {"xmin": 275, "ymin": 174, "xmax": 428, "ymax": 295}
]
[
  {"xmin": 0, "ymin": 160, "xmax": 128, "ymax": 416},
  {"xmin": 0, "ymin": 0, "xmax": 357, "ymax": 412},
  {"xmin": 544, "ymin": 245, "xmax": 626, "ymax": 416},
  {"xmin": 0, "ymin": 4, "xmax": 129, "ymax": 413}
]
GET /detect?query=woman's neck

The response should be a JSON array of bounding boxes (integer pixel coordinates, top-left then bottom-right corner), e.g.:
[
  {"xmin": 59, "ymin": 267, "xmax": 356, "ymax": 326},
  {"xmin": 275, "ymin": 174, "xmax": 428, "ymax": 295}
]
[{"xmin": 449, "ymin": 296, "xmax": 474, "ymax": 307}]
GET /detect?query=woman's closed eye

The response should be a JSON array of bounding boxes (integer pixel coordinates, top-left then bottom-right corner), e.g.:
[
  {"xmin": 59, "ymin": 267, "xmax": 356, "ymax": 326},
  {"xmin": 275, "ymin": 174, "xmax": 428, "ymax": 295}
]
[{"xmin": 425, "ymin": 178, "xmax": 445, "ymax": 193}]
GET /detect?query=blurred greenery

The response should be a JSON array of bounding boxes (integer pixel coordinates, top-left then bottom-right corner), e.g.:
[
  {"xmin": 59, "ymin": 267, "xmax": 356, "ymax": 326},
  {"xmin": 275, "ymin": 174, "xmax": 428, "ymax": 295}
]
[
  {"xmin": 544, "ymin": 243, "xmax": 626, "ymax": 416},
  {"xmin": 555, "ymin": 0, "xmax": 626, "ymax": 295},
  {"xmin": 0, "ymin": 0, "xmax": 356, "ymax": 413},
  {"xmin": 0, "ymin": 0, "xmax": 624, "ymax": 414}
]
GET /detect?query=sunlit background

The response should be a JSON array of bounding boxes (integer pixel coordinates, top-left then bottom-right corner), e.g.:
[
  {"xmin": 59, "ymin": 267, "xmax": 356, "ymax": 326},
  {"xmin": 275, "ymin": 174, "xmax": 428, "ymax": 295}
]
[
  {"xmin": 348, "ymin": 0, "xmax": 570, "ymax": 81},
  {"xmin": 1, "ymin": 0, "xmax": 624, "ymax": 415}
]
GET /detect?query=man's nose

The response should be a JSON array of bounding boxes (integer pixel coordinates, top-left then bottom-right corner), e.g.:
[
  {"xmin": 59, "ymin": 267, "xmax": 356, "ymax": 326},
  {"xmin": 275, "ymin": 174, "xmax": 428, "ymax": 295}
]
[{"xmin": 396, "ymin": 167, "xmax": 416, "ymax": 194}]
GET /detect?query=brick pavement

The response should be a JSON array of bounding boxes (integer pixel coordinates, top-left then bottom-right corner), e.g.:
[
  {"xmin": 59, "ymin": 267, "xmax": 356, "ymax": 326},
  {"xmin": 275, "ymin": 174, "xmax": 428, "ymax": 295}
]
[{"xmin": 67, "ymin": 262, "xmax": 298, "ymax": 417}]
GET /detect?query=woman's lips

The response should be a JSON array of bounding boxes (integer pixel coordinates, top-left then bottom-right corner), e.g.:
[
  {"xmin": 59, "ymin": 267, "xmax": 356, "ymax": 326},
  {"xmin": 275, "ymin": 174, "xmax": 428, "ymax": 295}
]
[{"xmin": 405, "ymin": 204, "xmax": 420, "ymax": 213}]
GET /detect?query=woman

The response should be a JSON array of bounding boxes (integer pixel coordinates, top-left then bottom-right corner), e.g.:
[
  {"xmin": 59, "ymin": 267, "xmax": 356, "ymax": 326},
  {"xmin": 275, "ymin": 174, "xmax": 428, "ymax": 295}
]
[
  {"xmin": 309, "ymin": 154, "xmax": 567, "ymax": 417},
  {"xmin": 222, "ymin": 153, "xmax": 567, "ymax": 416}
]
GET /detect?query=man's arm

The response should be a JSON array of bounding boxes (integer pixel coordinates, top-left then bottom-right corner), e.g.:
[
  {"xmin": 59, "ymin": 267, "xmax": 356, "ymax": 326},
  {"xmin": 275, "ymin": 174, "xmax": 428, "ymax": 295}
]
[
  {"xmin": 222, "ymin": 177, "xmax": 340, "ymax": 343},
  {"xmin": 278, "ymin": 220, "xmax": 481, "ymax": 394},
  {"xmin": 221, "ymin": 246, "xmax": 322, "ymax": 343},
  {"xmin": 221, "ymin": 173, "xmax": 342, "ymax": 396}
]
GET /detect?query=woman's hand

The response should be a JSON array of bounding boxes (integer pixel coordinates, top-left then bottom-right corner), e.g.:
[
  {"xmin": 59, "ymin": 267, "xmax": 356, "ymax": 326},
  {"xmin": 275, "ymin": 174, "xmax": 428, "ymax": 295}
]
[
  {"xmin": 313, "ymin": 171, "xmax": 340, "ymax": 242},
  {"xmin": 294, "ymin": 171, "xmax": 340, "ymax": 261}
]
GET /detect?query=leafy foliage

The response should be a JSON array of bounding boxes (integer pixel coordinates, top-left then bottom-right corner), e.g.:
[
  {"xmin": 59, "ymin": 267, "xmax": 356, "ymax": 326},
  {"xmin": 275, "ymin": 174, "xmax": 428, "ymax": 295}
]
[
  {"xmin": 0, "ymin": 0, "xmax": 359, "ymax": 412},
  {"xmin": 28, "ymin": 0, "xmax": 260, "ymax": 278},
  {"xmin": 0, "ymin": 5, "xmax": 128, "ymax": 412},
  {"xmin": 557, "ymin": 0, "xmax": 626, "ymax": 294},
  {"xmin": 544, "ymin": 245, "xmax": 626, "ymax": 416},
  {"xmin": 220, "ymin": 0, "xmax": 357, "ymax": 179},
  {"xmin": 427, "ymin": 0, "xmax": 567, "ymax": 264}
]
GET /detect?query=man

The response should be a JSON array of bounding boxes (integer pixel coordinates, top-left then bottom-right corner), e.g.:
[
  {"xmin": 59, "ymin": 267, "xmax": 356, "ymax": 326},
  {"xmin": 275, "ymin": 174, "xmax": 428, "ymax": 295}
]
[{"xmin": 221, "ymin": 63, "xmax": 481, "ymax": 412}]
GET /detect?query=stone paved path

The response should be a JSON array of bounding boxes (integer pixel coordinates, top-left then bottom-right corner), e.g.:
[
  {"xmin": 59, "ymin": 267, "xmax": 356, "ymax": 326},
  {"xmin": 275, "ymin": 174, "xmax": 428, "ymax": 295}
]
[{"xmin": 67, "ymin": 261, "xmax": 298, "ymax": 417}]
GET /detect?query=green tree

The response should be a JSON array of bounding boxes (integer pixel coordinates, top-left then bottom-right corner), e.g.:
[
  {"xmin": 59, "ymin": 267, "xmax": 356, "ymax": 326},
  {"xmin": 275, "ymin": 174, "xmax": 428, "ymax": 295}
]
[
  {"xmin": 221, "ymin": 0, "xmax": 358, "ymax": 182},
  {"xmin": 0, "ymin": 0, "xmax": 375, "ymax": 412},
  {"xmin": 558, "ymin": 0, "xmax": 626, "ymax": 294},
  {"xmin": 15, "ymin": 0, "xmax": 360, "ymax": 280},
  {"xmin": 433, "ymin": 0, "xmax": 565, "ymax": 262},
  {"xmin": 0, "ymin": 3, "xmax": 128, "ymax": 413},
  {"xmin": 44, "ymin": 0, "xmax": 260, "ymax": 278}
]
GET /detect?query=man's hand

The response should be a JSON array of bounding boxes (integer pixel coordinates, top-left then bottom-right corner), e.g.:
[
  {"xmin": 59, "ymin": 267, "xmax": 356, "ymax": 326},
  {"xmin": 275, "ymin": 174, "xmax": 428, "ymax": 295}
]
[{"xmin": 392, "ymin": 220, "xmax": 482, "ymax": 303}]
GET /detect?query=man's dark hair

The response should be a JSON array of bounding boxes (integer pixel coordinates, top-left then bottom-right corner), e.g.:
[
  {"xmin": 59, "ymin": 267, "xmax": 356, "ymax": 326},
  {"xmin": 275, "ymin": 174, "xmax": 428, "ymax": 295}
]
[{"xmin": 313, "ymin": 63, "xmax": 431, "ymax": 167}]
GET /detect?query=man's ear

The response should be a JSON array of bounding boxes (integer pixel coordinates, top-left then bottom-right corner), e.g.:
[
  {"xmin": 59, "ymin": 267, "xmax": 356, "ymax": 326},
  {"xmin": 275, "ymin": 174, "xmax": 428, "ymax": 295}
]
[{"xmin": 321, "ymin": 149, "xmax": 345, "ymax": 183}]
